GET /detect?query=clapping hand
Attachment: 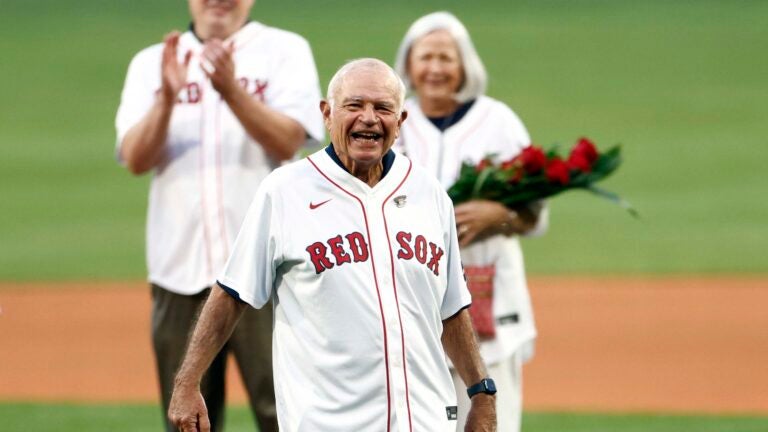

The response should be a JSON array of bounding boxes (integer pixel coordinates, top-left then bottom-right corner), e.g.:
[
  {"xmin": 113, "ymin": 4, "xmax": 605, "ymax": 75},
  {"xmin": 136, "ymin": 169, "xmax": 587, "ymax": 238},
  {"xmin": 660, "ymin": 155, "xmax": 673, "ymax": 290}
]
[
  {"xmin": 160, "ymin": 31, "xmax": 192, "ymax": 104},
  {"xmin": 201, "ymin": 39, "xmax": 238, "ymax": 99}
]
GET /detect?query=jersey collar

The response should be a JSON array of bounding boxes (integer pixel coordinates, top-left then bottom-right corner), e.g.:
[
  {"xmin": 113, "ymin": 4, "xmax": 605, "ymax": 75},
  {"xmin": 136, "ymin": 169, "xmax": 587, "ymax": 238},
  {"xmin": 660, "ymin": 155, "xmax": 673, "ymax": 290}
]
[
  {"xmin": 426, "ymin": 99, "xmax": 476, "ymax": 132},
  {"xmin": 325, "ymin": 143, "xmax": 396, "ymax": 180},
  {"xmin": 185, "ymin": 20, "xmax": 263, "ymax": 50}
]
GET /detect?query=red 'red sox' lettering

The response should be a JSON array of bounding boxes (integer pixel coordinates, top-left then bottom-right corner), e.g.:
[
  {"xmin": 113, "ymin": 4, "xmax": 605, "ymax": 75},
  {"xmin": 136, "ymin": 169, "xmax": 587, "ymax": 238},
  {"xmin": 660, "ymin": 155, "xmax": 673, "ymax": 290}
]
[
  {"xmin": 306, "ymin": 231, "xmax": 369, "ymax": 274},
  {"xmin": 306, "ymin": 231, "xmax": 442, "ymax": 275},
  {"xmin": 165, "ymin": 78, "xmax": 269, "ymax": 105},
  {"xmin": 327, "ymin": 235, "xmax": 352, "ymax": 266},
  {"xmin": 396, "ymin": 232, "xmax": 414, "ymax": 259},
  {"xmin": 396, "ymin": 231, "xmax": 443, "ymax": 276},
  {"xmin": 345, "ymin": 232, "xmax": 369, "ymax": 262},
  {"xmin": 238, "ymin": 77, "xmax": 269, "ymax": 102}
]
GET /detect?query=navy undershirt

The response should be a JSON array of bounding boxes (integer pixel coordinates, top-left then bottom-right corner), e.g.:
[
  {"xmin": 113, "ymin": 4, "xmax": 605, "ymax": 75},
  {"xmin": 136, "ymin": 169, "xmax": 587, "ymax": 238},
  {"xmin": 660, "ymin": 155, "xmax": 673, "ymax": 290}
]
[
  {"xmin": 326, "ymin": 144, "xmax": 396, "ymax": 179},
  {"xmin": 427, "ymin": 99, "xmax": 476, "ymax": 131}
]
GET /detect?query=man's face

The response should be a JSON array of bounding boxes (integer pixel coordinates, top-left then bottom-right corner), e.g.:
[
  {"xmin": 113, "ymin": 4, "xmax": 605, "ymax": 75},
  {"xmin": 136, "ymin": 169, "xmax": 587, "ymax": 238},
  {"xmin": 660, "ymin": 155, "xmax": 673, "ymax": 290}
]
[
  {"xmin": 188, "ymin": 0, "xmax": 254, "ymax": 40},
  {"xmin": 321, "ymin": 68, "xmax": 407, "ymax": 169}
]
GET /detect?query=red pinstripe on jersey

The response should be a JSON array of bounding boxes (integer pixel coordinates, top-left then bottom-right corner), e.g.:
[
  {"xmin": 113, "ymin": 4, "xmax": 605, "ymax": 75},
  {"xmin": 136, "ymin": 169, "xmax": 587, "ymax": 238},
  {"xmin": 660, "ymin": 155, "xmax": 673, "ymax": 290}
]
[
  {"xmin": 306, "ymin": 155, "xmax": 393, "ymax": 432},
  {"xmin": 380, "ymin": 159, "xmax": 414, "ymax": 432},
  {"xmin": 215, "ymin": 100, "xmax": 229, "ymax": 259},
  {"xmin": 199, "ymin": 98, "xmax": 214, "ymax": 279}
]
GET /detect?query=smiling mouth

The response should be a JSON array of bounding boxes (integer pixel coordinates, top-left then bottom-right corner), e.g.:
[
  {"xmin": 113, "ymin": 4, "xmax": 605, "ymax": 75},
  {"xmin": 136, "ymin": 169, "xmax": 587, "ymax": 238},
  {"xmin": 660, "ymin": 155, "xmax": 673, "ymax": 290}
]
[
  {"xmin": 207, "ymin": 1, "xmax": 233, "ymax": 13},
  {"xmin": 350, "ymin": 131, "xmax": 382, "ymax": 142}
]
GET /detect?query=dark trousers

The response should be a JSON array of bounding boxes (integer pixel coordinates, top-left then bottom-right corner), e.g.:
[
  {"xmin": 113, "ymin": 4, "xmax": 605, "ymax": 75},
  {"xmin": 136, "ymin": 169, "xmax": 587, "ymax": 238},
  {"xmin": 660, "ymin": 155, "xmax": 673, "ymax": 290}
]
[{"xmin": 151, "ymin": 284, "xmax": 278, "ymax": 432}]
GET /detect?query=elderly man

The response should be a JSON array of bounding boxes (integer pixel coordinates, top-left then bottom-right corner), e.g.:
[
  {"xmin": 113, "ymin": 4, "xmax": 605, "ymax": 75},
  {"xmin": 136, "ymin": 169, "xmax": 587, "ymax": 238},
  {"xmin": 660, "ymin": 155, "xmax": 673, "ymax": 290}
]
[
  {"xmin": 169, "ymin": 58, "xmax": 496, "ymax": 432},
  {"xmin": 115, "ymin": 0, "xmax": 323, "ymax": 430}
]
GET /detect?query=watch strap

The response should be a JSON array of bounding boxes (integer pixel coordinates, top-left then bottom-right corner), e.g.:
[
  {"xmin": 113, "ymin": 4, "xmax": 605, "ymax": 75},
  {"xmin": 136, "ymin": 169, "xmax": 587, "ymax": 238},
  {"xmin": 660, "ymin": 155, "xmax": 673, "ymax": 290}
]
[{"xmin": 466, "ymin": 378, "xmax": 497, "ymax": 398}]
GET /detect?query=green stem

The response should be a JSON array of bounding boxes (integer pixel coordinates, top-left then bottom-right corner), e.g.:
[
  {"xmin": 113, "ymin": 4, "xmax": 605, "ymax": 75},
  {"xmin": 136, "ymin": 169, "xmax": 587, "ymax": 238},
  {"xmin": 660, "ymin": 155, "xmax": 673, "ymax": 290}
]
[{"xmin": 471, "ymin": 168, "xmax": 494, "ymax": 199}]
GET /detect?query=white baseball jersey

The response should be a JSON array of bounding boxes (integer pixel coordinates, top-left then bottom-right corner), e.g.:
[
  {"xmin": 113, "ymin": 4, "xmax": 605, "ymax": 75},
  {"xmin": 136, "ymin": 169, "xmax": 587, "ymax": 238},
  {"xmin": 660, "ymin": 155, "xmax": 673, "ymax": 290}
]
[
  {"xmin": 218, "ymin": 147, "xmax": 472, "ymax": 432},
  {"xmin": 115, "ymin": 22, "xmax": 324, "ymax": 295},
  {"xmin": 395, "ymin": 95, "xmax": 543, "ymax": 365}
]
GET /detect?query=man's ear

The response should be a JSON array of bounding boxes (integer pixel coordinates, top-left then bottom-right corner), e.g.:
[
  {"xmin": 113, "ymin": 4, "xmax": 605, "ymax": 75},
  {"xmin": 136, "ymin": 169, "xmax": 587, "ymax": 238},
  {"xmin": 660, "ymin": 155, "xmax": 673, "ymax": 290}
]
[
  {"xmin": 320, "ymin": 100, "xmax": 331, "ymax": 129},
  {"xmin": 394, "ymin": 110, "xmax": 408, "ymax": 139}
]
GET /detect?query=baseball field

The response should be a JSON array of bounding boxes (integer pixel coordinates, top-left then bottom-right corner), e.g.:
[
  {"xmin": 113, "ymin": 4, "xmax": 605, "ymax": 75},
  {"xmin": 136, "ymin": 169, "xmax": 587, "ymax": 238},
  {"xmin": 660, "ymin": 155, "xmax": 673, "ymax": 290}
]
[{"xmin": 1, "ymin": 0, "xmax": 767, "ymax": 430}]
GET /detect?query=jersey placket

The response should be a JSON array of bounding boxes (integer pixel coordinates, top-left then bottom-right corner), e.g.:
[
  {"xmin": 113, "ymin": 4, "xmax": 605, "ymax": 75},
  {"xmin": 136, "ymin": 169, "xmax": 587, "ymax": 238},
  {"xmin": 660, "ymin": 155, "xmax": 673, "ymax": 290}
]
[
  {"xmin": 365, "ymin": 188, "xmax": 412, "ymax": 432},
  {"xmin": 199, "ymin": 83, "xmax": 228, "ymax": 280}
]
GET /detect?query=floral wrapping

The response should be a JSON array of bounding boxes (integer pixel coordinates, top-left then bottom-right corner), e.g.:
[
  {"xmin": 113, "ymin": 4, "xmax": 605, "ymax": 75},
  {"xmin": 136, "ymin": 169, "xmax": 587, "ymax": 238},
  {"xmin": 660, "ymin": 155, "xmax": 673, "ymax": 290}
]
[{"xmin": 464, "ymin": 265, "xmax": 497, "ymax": 339}]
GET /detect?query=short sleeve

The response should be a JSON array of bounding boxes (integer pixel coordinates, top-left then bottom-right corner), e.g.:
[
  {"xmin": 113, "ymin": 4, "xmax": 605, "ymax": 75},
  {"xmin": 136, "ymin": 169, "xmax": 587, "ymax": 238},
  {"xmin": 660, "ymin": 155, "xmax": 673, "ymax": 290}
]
[
  {"xmin": 115, "ymin": 49, "xmax": 160, "ymax": 154},
  {"xmin": 217, "ymin": 176, "xmax": 281, "ymax": 308},
  {"xmin": 264, "ymin": 35, "xmax": 325, "ymax": 142},
  {"xmin": 439, "ymin": 191, "xmax": 472, "ymax": 319}
]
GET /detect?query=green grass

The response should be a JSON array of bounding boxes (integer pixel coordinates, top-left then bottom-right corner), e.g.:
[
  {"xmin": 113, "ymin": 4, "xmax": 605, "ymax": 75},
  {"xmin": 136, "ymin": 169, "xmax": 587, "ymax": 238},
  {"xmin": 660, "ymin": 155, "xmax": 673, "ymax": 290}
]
[
  {"xmin": 523, "ymin": 412, "xmax": 768, "ymax": 432},
  {"xmin": 1, "ymin": 0, "xmax": 767, "ymax": 279},
  {"xmin": 1, "ymin": 403, "xmax": 767, "ymax": 432},
  {"xmin": 0, "ymin": 402, "xmax": 256, "ymax": 432}
]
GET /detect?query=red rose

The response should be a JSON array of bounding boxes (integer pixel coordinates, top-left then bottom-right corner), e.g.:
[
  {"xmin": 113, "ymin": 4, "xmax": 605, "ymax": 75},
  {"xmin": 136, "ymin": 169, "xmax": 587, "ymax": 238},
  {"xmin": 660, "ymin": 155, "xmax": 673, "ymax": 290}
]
[
  {"xmin": 499, "ymin": 157, "xmax": 523, "ymax": 182},
  {"xmin": 571, "ymin": 137, "xmax": 599, "ymax": 164},
  {"xmin": 567, "ymin": 152, "xmax": 592, "ymax": 172},
  {"xmin": 508, "ymin": 168, "xmax": 524, "ymax": 183},
  {"xmin": 518, "ymin": 146, "xmax": 547, "ymax": 174},
  {"xmin": 545, "ymin": 157, "xmax": 570, "ymax": 185},
  {"xmin": 475, "ymin": 158, "xmax": 492, "ymax": 173},
  {"xmin": 500, "ymin": 158, "xmax": 516, "ymax": 171}
]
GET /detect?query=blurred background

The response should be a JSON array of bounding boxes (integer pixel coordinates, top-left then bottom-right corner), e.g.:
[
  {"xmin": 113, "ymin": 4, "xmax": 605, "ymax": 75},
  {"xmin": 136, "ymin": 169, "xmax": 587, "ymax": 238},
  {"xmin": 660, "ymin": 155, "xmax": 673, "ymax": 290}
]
[{"xmin": 0, "ymin": 0, "xmax": 766, "ymax": 430}]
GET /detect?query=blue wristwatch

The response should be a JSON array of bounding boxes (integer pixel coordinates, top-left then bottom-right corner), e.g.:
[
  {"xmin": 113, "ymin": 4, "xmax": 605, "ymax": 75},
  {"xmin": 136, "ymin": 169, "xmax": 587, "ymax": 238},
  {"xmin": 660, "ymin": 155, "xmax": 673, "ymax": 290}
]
[{"xmin": 466, "ymin": 378, "xmax": 497, "ymax": 398}]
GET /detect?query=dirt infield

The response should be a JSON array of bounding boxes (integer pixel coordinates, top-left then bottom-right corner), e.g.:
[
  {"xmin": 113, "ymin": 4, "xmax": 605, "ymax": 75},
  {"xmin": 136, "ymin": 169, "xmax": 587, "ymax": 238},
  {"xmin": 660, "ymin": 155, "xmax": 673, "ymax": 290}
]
[{"xmin": 1, "ymin": 276, "xmax": 766, "ymax": 413}]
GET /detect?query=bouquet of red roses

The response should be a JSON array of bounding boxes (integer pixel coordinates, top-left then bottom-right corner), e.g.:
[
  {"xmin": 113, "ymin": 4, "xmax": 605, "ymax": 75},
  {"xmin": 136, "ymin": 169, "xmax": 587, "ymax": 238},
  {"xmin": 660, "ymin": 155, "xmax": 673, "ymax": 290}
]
[{"xmin": 447, "ymin": 137, "xmax": 636, "ymax": 216}]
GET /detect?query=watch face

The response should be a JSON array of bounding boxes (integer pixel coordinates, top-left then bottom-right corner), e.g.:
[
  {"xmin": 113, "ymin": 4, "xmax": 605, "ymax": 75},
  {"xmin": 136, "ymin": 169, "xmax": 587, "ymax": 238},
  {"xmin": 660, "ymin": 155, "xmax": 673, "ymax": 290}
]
[
  {"xmin": 468, "ymin": 378, "xmax": 497, "ymax": 398},
  {"xmin": 483, "ymin": 378, "xmax": 497, "ymax": 392}
]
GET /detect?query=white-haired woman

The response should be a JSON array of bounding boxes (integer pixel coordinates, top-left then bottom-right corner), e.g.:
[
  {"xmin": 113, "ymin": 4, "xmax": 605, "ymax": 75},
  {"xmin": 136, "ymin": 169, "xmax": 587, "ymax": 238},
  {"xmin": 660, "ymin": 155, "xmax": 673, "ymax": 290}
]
[{"xmin": 394, "ymin": 11, "xmax": 548, "ymax": 432}]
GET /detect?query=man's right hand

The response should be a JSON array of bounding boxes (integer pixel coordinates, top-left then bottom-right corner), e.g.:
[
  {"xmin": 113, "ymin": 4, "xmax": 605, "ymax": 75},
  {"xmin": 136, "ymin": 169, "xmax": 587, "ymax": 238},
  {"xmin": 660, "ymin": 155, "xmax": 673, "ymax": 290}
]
[
  {"xmin": 160, "ymin": 31, "xmax": 192, "ymax": 105},
  {"xmin": 168, "ymin": 382, "xmax": 210, "ymax": 432}
]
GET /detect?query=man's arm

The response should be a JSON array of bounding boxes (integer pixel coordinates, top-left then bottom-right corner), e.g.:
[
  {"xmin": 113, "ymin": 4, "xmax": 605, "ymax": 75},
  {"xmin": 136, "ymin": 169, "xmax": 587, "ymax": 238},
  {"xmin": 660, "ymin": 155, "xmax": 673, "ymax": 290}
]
[
  {"xmin": 120, "ymin": 94, "xmax": 175, "ymax": 175},
  {"xmin": 120, "ymin": 31, "xmax": 191, "ymax": 175},
  {"xmin": 168, "ymin": 285, "xmax": 247, "ymax": 432},
  {"xmin": 201, "ymin": 40, "xmax": 306, "ymax": 162},
  {"xmin": 442, "ymin": 309, "xmax": 496, "ymax": 432}
]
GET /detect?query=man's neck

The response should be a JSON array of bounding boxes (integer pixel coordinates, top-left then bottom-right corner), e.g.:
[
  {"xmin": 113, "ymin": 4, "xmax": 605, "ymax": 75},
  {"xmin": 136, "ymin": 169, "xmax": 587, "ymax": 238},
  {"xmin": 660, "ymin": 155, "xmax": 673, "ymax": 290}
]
[
  {"xmin": 345, "ymin": 158, "xmax": 383, "ymax": 187},
  {"xmin": 326, "ymin": 144, "xmax": 395, "ymax": 187},
  {"xmin": 190, "ymin": 20, "xmax": 247, "ymax": 41}
]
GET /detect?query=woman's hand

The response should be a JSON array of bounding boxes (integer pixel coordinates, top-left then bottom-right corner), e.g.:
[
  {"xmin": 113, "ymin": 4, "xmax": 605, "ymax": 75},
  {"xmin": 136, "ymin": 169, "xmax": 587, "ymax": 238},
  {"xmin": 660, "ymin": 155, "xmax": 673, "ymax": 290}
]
[
  {"xmin": 454, "ymin": 200, "xmax": 510, "ymax": 247},
  {"xmin": 455, "ymin": 199, "xmax": 541, "ymax": 246}
]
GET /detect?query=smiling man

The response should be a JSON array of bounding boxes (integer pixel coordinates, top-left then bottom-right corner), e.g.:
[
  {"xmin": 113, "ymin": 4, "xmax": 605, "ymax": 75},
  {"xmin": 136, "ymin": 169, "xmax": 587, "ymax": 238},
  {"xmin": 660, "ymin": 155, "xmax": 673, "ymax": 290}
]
[
  {"xmin": 115, "ymin": 0, "xmax": 324, "ymax": 430},
  {"xmin": 168, "ymin": 59, "xmax": 497, "ymax": 432}
]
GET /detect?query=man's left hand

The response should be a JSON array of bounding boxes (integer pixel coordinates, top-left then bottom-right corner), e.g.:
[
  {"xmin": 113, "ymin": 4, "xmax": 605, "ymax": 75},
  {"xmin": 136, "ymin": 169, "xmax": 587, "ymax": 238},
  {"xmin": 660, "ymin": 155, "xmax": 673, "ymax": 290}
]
[
  {"xmin": 201, "ymin": 39, "xmax": 238, "ymax": 99},
  {"xmin": 464, "ymin": 393, "xmax": 496, "ymax": 431}
]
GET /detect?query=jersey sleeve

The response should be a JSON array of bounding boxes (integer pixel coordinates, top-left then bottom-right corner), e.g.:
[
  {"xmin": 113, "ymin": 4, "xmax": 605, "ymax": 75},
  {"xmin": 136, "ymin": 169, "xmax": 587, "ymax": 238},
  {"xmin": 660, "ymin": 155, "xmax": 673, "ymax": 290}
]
[
  {"xmin": 217, "ymin": 175, "xmax": 282, "ymax": 308},
  {"xmin": 265, "ymin": 34, "xmax": 325, "ymax": 143},
  {"xmin": 115, "ymin": 49, "xmax": 159, "ymax": 157},
  {"xmin": 439, "ymin": 190, "xmax": 472, "ymax": 319}
]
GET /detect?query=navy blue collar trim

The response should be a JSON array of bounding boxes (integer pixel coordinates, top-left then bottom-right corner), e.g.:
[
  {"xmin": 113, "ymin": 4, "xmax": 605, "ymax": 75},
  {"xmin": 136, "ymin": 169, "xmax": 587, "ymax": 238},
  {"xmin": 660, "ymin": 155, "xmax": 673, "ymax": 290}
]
[
  {"xmin": 325, "ymin": 144, "xmax": 396, "ymax": 179},
  {"xmin": 427, "ymin": 99, "xmax": 476, "ymax": 132}
]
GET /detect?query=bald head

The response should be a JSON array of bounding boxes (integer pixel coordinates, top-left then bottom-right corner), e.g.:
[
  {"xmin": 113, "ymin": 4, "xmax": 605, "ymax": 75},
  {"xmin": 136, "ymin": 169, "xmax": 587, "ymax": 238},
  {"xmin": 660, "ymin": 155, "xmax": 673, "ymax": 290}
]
[{"xmin": 327, "ymin": 58, "xmax": 406, "ymax": 113}]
